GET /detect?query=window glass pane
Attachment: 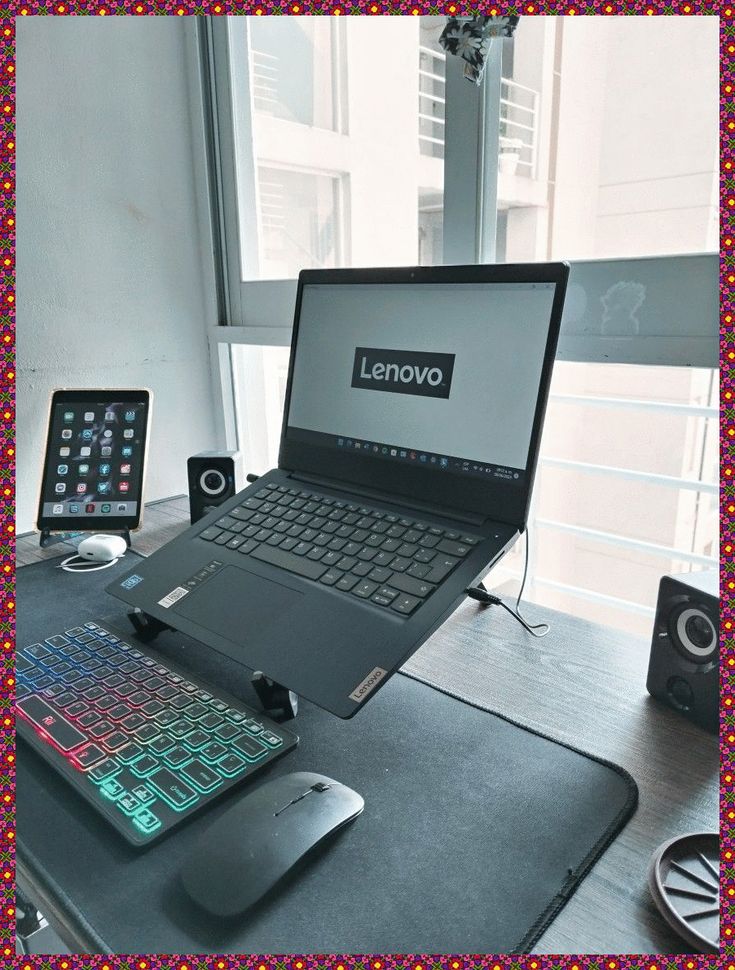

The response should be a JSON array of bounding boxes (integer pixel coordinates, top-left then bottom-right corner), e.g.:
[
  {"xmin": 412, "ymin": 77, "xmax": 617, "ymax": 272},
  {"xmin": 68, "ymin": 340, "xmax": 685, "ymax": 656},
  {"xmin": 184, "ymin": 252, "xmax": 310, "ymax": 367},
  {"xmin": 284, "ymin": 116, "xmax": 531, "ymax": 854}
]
[
  {"xmin": 249, "ymin": 17, "xmax": 339, "ymax": 130},
  {"xmin": 494, "ymin": 362, "xmax": 718, "ymax": 639},
  {"xmin": 257, "ymin": 166, "xmax": 342, "ymax": 278},
  {"xmin": 496, "ymin": 17, "xmax": 718, "ymax": 262},
  {"xmin": 231, "ymin": 345, "xmax": 290, "ymax": 474},
  {"xmin": 418, "ymin": 42, "xmax": 445, "ymax": 161},
  {"xmin": 417, "ymin": 28, "xmax": 445, "ymax": 266},
  {"xmin": 239, "ymin": 16, "xmax": 445, "ymax": 280}
]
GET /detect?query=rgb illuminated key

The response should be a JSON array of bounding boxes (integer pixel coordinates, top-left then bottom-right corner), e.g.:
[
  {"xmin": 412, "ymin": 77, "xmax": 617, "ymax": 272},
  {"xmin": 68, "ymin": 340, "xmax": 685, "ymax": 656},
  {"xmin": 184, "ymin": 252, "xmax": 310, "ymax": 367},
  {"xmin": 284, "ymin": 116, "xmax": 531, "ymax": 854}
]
[
  {"xmin": 147, "ymin": 768, "xmax": 198, "ymax": 811},
  {"xmin": 17, "ymin": 696, "xmax": 87, "ymax": 752},
  {"xmin": 133, "ymin": 807, "xmax": 161, "ymax": 835},
  {"xmin": 100, "ymin": 778, "xmax": 125, "ymax": 800}
]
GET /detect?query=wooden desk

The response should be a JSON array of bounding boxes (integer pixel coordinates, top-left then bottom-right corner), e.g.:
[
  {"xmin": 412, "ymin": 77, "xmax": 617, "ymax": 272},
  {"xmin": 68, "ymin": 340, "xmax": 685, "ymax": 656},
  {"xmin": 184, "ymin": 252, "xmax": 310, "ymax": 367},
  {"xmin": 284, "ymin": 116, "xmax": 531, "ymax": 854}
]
[
  {"xmin": 403, "ymin": 601, "xmax": 719, "ymax": 954},
  {"xmin": 17, "ymin": 498, "xmax": 718, "ymax": 954}
]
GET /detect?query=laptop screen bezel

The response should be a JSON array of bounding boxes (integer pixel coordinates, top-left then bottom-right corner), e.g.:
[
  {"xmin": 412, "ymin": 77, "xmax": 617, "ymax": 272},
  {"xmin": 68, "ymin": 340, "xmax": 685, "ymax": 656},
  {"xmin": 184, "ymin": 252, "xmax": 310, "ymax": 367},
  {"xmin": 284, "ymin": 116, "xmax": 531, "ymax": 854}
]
[{"xmin": 278, "ymin": 262, "xmax": 569, "ymax": 527}]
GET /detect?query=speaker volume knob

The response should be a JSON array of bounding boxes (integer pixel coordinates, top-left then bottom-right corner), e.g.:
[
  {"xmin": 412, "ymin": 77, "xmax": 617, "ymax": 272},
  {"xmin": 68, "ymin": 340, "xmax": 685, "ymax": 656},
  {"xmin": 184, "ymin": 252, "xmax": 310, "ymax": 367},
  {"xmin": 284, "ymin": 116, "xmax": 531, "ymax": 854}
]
[{"xmin": 666, "ymin": 675, "xmax": 694, "ymax": 712}]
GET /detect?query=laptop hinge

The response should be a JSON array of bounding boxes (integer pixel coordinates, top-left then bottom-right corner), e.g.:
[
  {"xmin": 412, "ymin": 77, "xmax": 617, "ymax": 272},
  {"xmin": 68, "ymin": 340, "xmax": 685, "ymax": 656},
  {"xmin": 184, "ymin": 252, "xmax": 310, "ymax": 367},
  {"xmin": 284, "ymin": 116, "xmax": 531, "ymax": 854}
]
[{"xmin": 288, "ymin": 472, "xmax": 487, "ymax": 527}]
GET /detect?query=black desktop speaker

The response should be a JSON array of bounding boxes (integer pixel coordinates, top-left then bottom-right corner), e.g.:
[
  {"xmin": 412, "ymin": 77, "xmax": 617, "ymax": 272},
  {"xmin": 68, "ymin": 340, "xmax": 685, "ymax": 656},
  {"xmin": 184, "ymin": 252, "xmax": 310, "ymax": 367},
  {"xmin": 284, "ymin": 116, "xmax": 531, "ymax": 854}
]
[
  {"xmin": 187, "ymin": 451, "xmax": 243, "ymax": 524},
  {"xmin": 646, "ymin": 569, "xmax": 719, "ymax": 734}
]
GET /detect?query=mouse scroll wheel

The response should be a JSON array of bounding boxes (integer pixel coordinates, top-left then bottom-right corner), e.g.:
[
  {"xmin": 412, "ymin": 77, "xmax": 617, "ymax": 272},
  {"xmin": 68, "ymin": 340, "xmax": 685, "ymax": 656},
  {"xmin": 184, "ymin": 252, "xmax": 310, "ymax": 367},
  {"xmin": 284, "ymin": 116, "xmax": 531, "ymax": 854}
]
[{"xmin": 312, "ymin": 782, "xmax": 331, "ymax": 792}]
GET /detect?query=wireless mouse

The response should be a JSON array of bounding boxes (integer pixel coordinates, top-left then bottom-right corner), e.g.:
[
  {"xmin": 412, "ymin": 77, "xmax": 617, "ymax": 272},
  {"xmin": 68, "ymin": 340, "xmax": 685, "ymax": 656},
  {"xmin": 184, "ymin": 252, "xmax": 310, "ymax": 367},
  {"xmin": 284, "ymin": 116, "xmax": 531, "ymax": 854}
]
[
  {"xmin": 77, "ymin": 534, "xmax": 127, "ymax": 562},
  {"xmin": 180, "ymin": 771, "xmax": 364, "ymax": 917}
]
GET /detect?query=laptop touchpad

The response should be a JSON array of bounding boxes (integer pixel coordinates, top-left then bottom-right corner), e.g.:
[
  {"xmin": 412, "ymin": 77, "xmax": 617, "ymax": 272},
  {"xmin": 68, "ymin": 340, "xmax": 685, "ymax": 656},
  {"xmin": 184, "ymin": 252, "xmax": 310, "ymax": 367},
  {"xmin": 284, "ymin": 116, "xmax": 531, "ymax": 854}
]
[{"xmin": 173, "ymin": 565, "xmax": 303, "ymax": 642}]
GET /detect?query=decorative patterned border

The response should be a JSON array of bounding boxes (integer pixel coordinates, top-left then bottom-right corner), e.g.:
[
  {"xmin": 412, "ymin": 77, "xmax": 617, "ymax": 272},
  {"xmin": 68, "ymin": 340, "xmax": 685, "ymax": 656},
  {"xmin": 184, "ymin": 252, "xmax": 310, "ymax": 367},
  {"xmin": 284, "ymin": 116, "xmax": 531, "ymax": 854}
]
[{"xmin": 5, "ymin": 2, "xmax": 727, "ymax": 967}]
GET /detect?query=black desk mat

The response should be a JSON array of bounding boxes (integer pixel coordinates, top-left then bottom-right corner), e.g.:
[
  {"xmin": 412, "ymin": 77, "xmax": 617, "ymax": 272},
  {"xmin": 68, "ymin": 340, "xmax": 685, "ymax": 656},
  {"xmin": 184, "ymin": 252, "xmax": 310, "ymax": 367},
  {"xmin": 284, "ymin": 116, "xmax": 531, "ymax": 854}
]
[{"xmin": 16, "ymin": 553, "xmax": 638, "ymax": 954}]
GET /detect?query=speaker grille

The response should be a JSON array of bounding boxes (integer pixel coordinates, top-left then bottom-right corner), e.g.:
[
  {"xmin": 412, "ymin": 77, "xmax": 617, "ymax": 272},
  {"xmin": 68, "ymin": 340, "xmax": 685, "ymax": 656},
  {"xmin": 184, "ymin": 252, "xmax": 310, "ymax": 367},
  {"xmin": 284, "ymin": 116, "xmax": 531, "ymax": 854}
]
[{"xmin": 668, "ymin": 602, "xmax": 718, "ymax": 665}]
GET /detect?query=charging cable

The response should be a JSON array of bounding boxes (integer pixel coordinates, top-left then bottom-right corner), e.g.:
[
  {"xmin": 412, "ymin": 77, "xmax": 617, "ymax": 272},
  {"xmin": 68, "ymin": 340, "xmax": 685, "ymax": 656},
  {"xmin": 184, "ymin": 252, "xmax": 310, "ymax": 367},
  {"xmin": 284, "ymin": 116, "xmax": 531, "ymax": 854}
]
[
  {"xmin": 465, "ymin": 530, "xmax": 550, "ymax": 638},
  {"xmin": 57, "ymin": 554, "xmax": 124, "ymax": 574}
]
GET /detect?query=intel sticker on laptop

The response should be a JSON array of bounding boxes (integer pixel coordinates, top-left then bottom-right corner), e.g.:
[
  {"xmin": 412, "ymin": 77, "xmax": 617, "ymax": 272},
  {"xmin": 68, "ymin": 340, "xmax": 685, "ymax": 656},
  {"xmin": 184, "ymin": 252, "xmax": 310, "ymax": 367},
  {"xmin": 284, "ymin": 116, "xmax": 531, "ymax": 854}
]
[
  {"xmin": 351, "ymin": 347, "xmax": 455, "ymax": 399},
  {"xmin": 120, "ymin": 574, "xmax": 144, "ymax": 590}
]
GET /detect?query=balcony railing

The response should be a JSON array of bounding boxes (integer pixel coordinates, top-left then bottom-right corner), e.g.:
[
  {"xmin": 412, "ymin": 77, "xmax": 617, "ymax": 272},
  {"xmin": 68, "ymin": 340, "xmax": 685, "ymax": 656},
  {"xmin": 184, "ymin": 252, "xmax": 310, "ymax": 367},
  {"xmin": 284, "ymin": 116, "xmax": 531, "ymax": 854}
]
[
  {"xmin": 492, "ymin": 390, "xmax": 718, "ymax": 620},
  {"xmin": 500, "ymin": 77, "xmax": 539, "ymax": 179},
  {"xmin": 251, "ymin": 49, "xmax": 280, "ymax": 115},
  {"xmin": 418, "ymin": 46, "xmax": 446, "ymax": 160},
  {"xmin": 418, "ymin": 46, "xmax": 540, "ymax": 179}
]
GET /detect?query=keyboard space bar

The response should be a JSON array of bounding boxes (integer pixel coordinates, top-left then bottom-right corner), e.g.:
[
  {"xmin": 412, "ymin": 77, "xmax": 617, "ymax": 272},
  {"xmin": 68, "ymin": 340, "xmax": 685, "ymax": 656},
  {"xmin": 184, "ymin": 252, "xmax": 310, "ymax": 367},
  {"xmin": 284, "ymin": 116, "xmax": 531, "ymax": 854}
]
[{"xmin": 250, "ymin": 545, "xmax": 327, "ymax": 581}]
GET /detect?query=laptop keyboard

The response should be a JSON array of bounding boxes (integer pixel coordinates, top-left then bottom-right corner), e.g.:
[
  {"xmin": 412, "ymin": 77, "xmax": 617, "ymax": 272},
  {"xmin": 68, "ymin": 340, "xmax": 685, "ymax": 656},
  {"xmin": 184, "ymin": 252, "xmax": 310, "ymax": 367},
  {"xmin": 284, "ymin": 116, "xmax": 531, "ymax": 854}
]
[
  {"xmin": 16, "ymin": 621, "xmax": 298, "ymax": 847},
  {"xmin": 197, "ymin": 482, "xmax": 482, "ymax": 616}
]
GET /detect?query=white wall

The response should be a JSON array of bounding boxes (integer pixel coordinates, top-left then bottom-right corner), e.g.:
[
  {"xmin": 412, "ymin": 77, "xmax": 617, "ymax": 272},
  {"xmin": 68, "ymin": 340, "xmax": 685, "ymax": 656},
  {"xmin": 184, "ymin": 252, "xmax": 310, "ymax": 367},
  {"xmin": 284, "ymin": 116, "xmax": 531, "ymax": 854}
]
[
  {"xmin": 550, "ymin": 18, "xmax": 610, "ymax": 259},
  {"xmin": 17, "ymin": 16, "xmax": 219, "ymax": 534},
  {"xmin": 345, "ymin": 17, "xmax": 419, "ymax": 266},
  {"xmin": 595, "ymin": 16, "xmax": 719, "ymax": 257},
  {"xmin": 546, "ymin": 16, "xmax": 718, "ymax": 261}
]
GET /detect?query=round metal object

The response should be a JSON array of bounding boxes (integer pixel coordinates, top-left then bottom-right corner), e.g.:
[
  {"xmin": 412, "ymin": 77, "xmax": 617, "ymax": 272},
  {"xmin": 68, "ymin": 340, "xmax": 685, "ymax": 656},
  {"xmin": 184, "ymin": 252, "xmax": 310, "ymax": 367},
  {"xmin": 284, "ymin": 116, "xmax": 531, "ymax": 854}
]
[{"xmin": 647, "ymin": 832, "xmax": 719, "ymax": 953}]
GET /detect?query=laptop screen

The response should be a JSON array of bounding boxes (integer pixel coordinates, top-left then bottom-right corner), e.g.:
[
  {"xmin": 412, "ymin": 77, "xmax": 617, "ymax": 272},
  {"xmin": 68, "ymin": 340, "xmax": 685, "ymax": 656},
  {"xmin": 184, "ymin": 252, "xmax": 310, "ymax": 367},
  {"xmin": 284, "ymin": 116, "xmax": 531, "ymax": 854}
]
[
  {"xmin": 286, "ymin": 280, "xmax": 557, "ymax": 480},
  {"xmin": 281, "ymin": 265, "xmax": 568, "ymax": 523}
]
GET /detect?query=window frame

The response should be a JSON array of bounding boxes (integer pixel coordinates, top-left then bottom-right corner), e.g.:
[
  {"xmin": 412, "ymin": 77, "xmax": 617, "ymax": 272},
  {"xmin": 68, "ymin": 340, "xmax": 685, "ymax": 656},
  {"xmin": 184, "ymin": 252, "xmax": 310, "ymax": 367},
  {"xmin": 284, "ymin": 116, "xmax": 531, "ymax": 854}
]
[
  {"xmin": 200, "ymin": 12, "xmax": 719, "ymax": 448},
  {"xmin": 203, "ymin": 14, "xmax": 505, "ymax": 330},
  {"xmin": 201, "ymin": 16, "xmax": 717, "ymax": 353}
]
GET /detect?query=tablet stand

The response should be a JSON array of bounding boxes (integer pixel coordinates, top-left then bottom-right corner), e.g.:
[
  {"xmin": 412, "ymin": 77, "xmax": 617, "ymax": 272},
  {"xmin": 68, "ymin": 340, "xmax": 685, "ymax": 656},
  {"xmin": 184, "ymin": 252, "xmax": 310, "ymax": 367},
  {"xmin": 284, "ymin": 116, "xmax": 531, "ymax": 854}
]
[
  {"xmin": 40, "ymin": 527, "xmax": 131, "ymax": 550},
  {"xmin": 38, "ymin": 529, "xmax": 84, "ymax": 549}
]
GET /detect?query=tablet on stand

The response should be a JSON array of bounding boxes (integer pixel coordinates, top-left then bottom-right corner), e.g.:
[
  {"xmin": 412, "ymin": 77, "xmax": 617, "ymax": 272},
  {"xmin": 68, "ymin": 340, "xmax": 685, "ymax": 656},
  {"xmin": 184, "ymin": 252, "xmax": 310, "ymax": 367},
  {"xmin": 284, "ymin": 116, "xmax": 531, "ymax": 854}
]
[{"xmin": 35, "ymin": 388, "xmax": 152, "ymax": 549}]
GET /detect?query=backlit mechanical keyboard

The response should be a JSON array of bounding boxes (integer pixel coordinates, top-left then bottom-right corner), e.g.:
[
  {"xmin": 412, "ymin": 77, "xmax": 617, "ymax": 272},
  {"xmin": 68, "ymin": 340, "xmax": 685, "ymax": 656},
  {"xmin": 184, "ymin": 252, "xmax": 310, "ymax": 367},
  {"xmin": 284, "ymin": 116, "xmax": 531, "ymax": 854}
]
[
  {"xmin": 16, "ymin": 621, "xmax": 298, "ymax": 847},
  {"xmin": 198, "ymin": 482, "xmax": 482, "ymax": 616}
]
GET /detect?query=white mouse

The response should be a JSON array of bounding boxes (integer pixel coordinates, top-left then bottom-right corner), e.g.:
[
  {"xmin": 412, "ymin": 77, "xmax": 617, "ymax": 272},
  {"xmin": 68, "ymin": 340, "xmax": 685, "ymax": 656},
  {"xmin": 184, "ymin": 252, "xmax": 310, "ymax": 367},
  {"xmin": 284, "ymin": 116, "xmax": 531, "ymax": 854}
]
[{"xmin": 76, "ymin": 534, "xmax": 127, "ymax": 562}]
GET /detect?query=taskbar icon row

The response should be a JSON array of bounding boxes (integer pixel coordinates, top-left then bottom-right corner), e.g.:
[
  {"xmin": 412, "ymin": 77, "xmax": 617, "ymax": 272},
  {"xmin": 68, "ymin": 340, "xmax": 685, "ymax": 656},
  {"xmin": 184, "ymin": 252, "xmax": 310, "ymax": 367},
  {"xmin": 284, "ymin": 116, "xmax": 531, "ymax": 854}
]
[
  {"xmin": 335, "ymin": 436, "xmax": 522, "ymax": 481},
  {"xmin": 337, "ymin": 437, "xmax": 451, "ymax": 468}
]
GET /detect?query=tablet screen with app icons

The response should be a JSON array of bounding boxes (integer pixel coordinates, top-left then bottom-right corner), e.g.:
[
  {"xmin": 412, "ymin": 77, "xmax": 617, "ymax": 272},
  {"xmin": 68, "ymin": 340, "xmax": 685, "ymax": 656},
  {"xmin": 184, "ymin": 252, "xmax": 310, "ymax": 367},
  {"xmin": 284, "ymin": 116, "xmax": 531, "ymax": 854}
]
[{"xmin": 37, "ymin": 389, "xmax": 151, "ymax": 532}]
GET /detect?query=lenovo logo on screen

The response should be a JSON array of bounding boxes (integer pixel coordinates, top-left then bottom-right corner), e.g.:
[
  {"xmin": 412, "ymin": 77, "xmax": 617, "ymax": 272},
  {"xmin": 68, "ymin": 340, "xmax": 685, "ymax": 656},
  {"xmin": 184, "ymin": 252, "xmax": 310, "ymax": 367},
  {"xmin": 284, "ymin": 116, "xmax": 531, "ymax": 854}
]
[{"xmin": 351, "ymin": 347, "xmax": 455, "ymax": 399}]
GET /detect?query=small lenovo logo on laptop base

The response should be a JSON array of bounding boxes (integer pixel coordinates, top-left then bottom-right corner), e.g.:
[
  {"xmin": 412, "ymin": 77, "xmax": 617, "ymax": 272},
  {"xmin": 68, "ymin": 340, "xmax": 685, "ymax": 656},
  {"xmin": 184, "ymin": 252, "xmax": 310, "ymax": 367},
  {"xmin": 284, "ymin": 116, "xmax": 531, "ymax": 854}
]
[{"xmin": 349, "ymin": 666, "xmax": 388, "ymax": 702}]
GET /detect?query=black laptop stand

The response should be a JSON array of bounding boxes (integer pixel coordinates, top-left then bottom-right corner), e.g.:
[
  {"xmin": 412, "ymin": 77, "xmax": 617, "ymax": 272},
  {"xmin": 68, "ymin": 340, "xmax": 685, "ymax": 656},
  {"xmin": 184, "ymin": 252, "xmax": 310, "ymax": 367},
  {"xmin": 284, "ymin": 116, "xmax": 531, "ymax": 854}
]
[{"xmin": 126, "ymin": 609, "xmax": 299, "ymax": 721}]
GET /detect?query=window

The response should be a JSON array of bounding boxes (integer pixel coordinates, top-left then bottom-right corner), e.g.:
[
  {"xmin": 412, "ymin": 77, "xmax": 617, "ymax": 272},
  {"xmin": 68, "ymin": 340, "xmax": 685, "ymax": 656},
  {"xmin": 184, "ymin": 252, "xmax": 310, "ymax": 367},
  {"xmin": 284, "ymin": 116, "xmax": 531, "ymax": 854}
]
[
  {"xmin": 494, "ymin": 16, "xmax": 719, "ymax": 262},
  {"xmin": 495, "ymin": 362, "xmax": 718, "ymax": 638},
  {"xmin": 256, "ymin": 166, "xmax": 344, "ymax": 279},
  {"xmin": 226, "ymin": 15, "xmax": 447, "ymax": 286},
  {"xmin": 204, "ymin": 15, "xmax": 719, "ymax": 639},
  {"xmin": 476, "ymin": 16, "xmax": 717, "ymax": 636},
  {"xmin": 249, "ymin": 17, "xmax": 343, "ymax": 131}
]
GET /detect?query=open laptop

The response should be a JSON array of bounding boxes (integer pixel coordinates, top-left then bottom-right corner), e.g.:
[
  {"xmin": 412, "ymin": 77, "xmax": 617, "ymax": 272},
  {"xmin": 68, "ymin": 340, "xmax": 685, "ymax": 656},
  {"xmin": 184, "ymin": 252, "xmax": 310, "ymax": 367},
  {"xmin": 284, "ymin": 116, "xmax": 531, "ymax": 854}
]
[{"xmin": 109, "ymin": 263, "xmax": 569, "ymax": 718}]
